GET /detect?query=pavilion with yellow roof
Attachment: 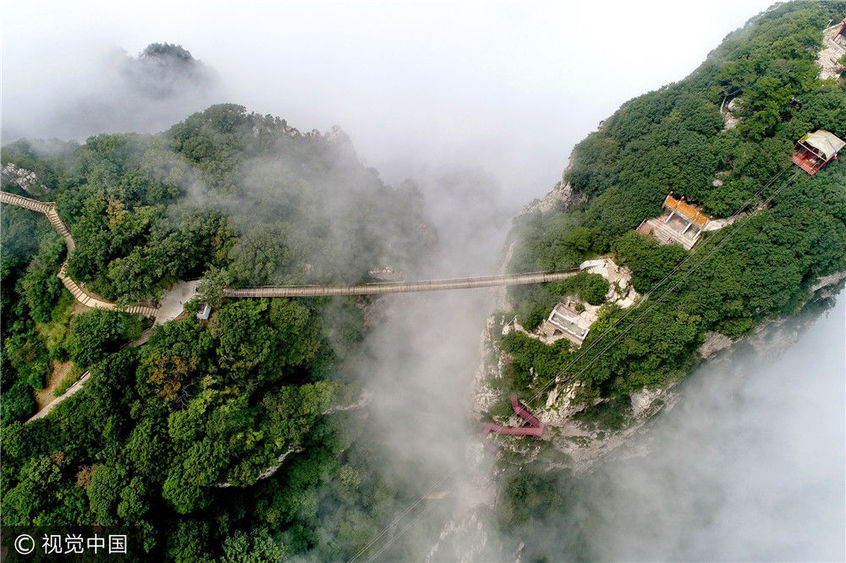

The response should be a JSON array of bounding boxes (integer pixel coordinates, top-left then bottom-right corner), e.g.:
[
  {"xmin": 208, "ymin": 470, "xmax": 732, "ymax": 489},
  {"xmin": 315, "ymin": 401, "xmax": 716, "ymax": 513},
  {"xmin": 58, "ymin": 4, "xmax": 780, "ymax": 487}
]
[{"xmin": 636, "ymin": 193, "xmax": 712, "ymax": 250}]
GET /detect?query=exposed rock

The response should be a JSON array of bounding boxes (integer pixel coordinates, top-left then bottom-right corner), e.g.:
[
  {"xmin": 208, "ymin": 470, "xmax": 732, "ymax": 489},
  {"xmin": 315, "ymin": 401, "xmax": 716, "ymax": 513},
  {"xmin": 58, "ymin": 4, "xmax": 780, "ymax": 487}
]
[
  {"xmin": 323, "ymin": 395, "xmax": 369, "ymax": 415},
  {"xmin": 816, "ymin": 22, "xmax": 846, "ymax": 80},
  {"xmin": 256, "ymin": 447, "xmax": 303, "ymax": 480},
  {"xmin": 473, "ymin": 314, "xmax": 508, "ymax": 416},
  {"xmin": 697, "ymin": 331, "xmax": 735, "ymax": 358},
  {"xmin": 520, "ymin": 180, "xmax": 585, "ymax": 216},
  {"xmin": 817, "ymin": 285, "xmax": 845, "ymax": 300},
  {"xmin": 539, "ymin": 381, "xmax": 587, "ymax": 426},
  {"xmin": 726, "ymin": 97, "xmax": 742, "ymax": 113},
  {"xmin": 216, "ymin": 446, "xmax": 303, "ymax": 488},
  {"xmin": 810, "ymin": 269, "xmax": 846, "ymax": 293},
  {"xmin": 579, "ymin": 257, "xmax": 640, "ymax": 308},
  {"xmin": 521, "ymin": 153, "xmax": 586, "ymax": 216},
  {"xmin": 721, "ymin": 97, "xmax": 742, "ymax": 131},
  {"xmin": 362, "ymin": 295, "xmax": 390, "ymax": 329},
  {"xmin": 630, "ymin": 387, "xmax": 665, "ymax": 418},
  {"xmin": 2, "ymin": 163, "xmax": 49, "ymax": 195},
  {"xmin": 712, "ymin": 170, "xmax": 730, "ymax": 188}
]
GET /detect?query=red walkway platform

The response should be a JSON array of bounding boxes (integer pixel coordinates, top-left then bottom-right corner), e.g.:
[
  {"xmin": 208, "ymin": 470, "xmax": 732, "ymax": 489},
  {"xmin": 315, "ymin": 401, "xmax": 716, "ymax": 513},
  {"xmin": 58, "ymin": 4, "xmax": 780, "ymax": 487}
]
[
  {"xmin": 792, "ymin": 151, "xmax": 829, "ymax": 176},
  {"xmin": 483, "ymin": 395, "xmax": 545, "ymax": 443}
]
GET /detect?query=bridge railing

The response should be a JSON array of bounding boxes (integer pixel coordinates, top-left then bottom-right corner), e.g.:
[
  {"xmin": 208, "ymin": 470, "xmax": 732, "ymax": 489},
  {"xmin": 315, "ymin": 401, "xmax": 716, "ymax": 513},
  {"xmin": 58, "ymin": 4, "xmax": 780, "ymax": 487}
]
[{"xmin": 223, "ymin": 270, "xmax": 581, "ymax": 298}]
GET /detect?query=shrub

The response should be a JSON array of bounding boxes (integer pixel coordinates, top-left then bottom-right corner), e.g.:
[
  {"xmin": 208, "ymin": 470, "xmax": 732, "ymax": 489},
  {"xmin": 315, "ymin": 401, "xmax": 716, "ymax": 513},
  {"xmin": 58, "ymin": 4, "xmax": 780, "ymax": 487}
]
[
  {"xmin": 564, "ymin": 272, "xmax": 609, "ymax": 305},
  {"xmin": 64, "ymin": 310, "xmax": 142, "ymax": 369}
]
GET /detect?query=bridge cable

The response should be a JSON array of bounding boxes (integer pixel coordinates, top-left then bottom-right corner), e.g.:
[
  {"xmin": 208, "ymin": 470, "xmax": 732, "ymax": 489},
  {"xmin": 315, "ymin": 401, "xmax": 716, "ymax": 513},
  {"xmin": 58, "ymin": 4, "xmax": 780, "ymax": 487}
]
[{"xmin": 346, "ymin": 475, "xmax": 451, "ymax": 563}]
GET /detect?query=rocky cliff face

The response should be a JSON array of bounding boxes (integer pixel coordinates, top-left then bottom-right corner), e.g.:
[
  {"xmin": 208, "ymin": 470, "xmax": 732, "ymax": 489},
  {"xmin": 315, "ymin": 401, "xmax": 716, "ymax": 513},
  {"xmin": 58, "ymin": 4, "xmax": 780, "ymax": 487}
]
[
  {"xmin": 473, "ymin": 307, "xmax": 678, "ymax": 473},
  {"xmin": 520, "ymin": 178, "xmax": 586, "ymax": 216},
  {"xmin": 1, "ymin": 164, "xmax": 49, "ymax": 196},
  {"xmin": 519, "ymin": 157, "xmax": 586, "ymax": 216}
]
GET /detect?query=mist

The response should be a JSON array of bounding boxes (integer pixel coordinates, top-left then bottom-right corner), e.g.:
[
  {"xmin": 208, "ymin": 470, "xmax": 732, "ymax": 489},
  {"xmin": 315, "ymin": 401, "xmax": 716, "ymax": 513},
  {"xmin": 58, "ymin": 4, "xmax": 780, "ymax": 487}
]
[
  {"xmin": 340, "ymin": 168, "xmax": 513, "ymax": 560},
  {"xmin": 3, "ymin": 1, "xmax": 841, "ymax": 561},
  {"xmin": 3, "ymin": 0, "xmax": 775, "ymax": 203},
  {"xmin": 517, "ymin": 292, "xmax": 845, "ymax": 561},
  {"xmin": 1, "ymin": 42, "xmax": 223, "ymax": 141}
]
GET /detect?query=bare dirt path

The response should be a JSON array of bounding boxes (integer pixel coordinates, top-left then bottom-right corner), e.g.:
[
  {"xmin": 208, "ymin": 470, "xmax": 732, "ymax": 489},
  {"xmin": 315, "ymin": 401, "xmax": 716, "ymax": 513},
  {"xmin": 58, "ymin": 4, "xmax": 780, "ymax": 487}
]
[
  {"xmin": 27, "ymin": 326, "xmax": 155, "ymax": 423},
  {"xmin": 35, "ymin": 361, "xmax": 74, "ymax": 410}
]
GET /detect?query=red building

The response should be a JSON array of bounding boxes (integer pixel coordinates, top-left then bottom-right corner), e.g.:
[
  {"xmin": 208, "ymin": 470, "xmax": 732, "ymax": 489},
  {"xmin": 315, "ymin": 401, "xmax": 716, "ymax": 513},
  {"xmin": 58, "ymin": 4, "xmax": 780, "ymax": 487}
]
[{"xmin": 792, "ymin": 130, "xmax": 845, "ymax": 176}]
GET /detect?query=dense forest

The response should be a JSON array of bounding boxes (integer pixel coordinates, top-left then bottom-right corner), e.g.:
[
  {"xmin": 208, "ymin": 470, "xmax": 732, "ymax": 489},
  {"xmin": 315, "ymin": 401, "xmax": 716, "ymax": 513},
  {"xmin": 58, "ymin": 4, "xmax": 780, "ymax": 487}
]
[
  {"xmin": 2, "ymin": 2, "xmax": 845, "ymax": 560},
  {"xmin": 501, "ymin": 1, "xmax": 846, "ymax": 403},
  {"xmin": 495, "ymin": 0, "xmax": 846, "ymax": 549},
  {"xmin": 1, "ymin": 106, "xmax": 435, "ymax": 559}
]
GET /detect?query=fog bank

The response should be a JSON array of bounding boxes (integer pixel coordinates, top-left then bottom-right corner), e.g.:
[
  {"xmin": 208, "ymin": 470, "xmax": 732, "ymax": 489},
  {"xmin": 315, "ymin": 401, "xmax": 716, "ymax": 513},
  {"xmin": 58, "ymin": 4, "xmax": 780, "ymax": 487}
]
[
  {"xmin": 342, "ymin": 168, "xmax": 513, "ymax": 559},
  {"xmin": 2, "ymin": 42, "xmax": 223, "ymax": 141},
  {"xmin": 522, "ymin": 292, "xmax": 845, "ymax": 561},
  {"xmin": 3, "ymin": 0, "xmax": 775, "ymax": 205}
]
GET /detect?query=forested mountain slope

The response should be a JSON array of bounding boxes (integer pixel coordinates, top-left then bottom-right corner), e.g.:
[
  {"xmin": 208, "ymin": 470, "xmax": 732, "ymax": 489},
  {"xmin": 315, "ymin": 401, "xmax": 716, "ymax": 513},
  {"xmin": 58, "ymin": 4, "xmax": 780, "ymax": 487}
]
[
  {"xmin": 496, "ymin": 1, "xmax": 845, "ymax": 410},
  {"xmin": 1, "ymin": 2, "xmax": 845, "ymax": 560},
  {"xmin": 1, "ymin": 105, "xmax": 434, "ymax": 559},
  {"xmin": 488, "ymin": 0, "xmax": 846, "ymax": 539}
]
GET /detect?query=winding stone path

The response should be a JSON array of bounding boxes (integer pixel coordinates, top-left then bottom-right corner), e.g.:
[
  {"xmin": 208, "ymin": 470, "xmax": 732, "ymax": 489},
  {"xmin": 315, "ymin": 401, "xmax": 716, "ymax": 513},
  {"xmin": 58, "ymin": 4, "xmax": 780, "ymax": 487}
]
[{"xmin": 0, "ymin": 191, "xmax": 157, "ymax": 317}]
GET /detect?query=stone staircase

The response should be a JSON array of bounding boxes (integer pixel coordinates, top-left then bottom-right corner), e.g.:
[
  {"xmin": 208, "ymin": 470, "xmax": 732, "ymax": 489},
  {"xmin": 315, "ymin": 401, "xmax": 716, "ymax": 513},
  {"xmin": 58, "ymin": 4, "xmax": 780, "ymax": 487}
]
[
  {"xmin": 3, "ymin": 188, "xmax": 163, "ymax": 425},
  {"xmin": 45, "ymin": 207, "xmax": 75, "ymax": 251},
  {"xmin": 1, "ymin": 190, "xmax": 157, "ymax": 318},
  {"xmin": 56, "ymin": 264, "xmax": 158, "ymax": 317},
  {"xmin": 0, "ymin": 190, "xmax": 54, "ymax": 213}
]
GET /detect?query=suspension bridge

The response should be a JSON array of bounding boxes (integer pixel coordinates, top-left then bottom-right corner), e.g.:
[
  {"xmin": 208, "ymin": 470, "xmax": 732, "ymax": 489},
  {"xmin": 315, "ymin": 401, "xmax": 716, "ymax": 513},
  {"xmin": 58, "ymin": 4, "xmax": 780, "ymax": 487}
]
[
  {"xmin": 223, "ymin": 270, "xmax": 580, "ymax": 298},
  {"xmin": 2, "ymin": 190, "xmax": 581, "ymax": 305}
]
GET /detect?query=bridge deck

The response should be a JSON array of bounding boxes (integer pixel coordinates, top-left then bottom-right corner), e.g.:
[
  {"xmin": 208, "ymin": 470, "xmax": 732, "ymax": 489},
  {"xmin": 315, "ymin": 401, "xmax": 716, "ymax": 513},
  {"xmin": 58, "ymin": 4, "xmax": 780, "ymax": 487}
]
[
  {"xmin": 3, "ymin": 191, "xmax": 578, "ymax": 301},
  {"xmin": 224, "ymin": 270, "xmax": 580, "ymax": 298}
]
